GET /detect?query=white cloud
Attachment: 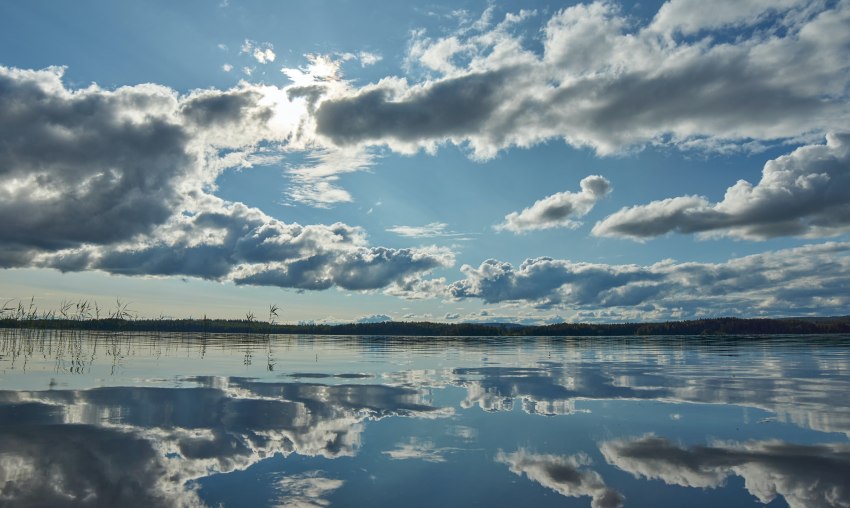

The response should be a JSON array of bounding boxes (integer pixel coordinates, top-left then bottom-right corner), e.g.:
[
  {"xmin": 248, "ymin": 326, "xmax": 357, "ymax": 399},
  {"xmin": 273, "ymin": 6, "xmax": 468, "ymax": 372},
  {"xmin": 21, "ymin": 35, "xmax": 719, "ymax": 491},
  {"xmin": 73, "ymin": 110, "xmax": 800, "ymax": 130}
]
[
  {"xmin": 650, "ymin": 0, "xmax": 810, "ymax": 35},
  {"xmin": 358, "ymin": 51, "xmax": 382, "ymax": 67},
  {"xmin": 221, "ymin": 63, "xmax": 233, "ymax": 72},
  {"xmin": 601, "ymin": 435, "xmax": 850, "ymax": 508},
  {"xmin": 386, "ymin": 222, "xmax": 472, "ymax": 240},
  {"xmin": 254, "ymin": 47, "xmax": 276, "ymax": 64},
  {"xmin": 448, "ymin": 242, "xmax": 850, "ymax": 318},
  {"xmin": 497, "ymin": 175, "xmax": 610, "ymax": 233},
  {"xmin": 594, "ymin": 133, "xmax": 850, "ymax": 240},
  {"xmin": 241, "ymin": 39, "xmax": 276, "ymax": 64}
]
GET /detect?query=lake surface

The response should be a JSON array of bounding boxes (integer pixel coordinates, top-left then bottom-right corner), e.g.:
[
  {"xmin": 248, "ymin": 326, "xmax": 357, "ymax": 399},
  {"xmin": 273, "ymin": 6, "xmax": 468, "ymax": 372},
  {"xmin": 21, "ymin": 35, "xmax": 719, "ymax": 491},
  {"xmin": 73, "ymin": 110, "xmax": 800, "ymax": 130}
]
[{"xmin": 1, "ymin": 330, "xmax": 849, "ymax": 508}]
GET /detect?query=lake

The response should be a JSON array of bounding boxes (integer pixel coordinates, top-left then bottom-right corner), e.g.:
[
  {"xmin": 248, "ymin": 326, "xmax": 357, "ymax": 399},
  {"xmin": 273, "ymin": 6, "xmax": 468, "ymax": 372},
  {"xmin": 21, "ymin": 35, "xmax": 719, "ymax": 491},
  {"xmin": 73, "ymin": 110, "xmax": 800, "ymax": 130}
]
[{"xmin": 0, "ymin": 329, "xmax": 848, "ymax": 507}]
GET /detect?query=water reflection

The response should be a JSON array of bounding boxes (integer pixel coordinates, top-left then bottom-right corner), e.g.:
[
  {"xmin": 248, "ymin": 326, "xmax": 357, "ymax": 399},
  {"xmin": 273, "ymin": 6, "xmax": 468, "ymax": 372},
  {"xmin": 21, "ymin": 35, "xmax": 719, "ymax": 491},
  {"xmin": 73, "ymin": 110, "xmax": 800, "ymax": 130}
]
[
  {"xmin": 0, "ymin": 330, "xmax": 849, "ymax": 507},
  {"xmin": 497, "ymin": 449, "xmax": 624, "ymax": 508},
  {"xmin": 600, "ymin": 435, "xmax": 850, "ymax": 508},
  {"xmin": 0, "ymin": 372, "xmax": 447, "ymax": 506}
]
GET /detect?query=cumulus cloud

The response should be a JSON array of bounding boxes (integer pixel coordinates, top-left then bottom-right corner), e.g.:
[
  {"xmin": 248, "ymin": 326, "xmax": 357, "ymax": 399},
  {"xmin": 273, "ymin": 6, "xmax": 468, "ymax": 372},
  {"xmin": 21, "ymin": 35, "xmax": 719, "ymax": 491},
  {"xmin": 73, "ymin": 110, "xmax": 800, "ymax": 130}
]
[
  {"xmin": 497, "ymin": 175, "xmax": 610, "ymax": 233},
  {"xmin": 601, "ymin": 435, "xmax": 850, "ymax": 508},
  {"xmin": 594, "ymin": 133, "xmax": 850, "ymax": 240},
  {"xmin": 497, "ymin": 449, "xmax": 624, "ymax": 508},
  {"xmin": 448, "ymin": 242, "xmax": 850, "ymax": 317},
  {"xmin": 0, "ymin": 66, "xmax": 450, "ymax": 293},
  {"xmin": 314, "ymin": 1, "xmax": 850, "ymax": 158}
]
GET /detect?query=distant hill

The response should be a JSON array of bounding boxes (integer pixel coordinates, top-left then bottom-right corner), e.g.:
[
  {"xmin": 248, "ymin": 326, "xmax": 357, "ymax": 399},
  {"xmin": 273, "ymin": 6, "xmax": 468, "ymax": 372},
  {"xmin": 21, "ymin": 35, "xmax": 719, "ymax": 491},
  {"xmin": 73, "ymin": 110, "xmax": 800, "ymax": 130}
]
[{"xmin": 2, "ymin": 315, "xmax": 850, "ymax": 336}]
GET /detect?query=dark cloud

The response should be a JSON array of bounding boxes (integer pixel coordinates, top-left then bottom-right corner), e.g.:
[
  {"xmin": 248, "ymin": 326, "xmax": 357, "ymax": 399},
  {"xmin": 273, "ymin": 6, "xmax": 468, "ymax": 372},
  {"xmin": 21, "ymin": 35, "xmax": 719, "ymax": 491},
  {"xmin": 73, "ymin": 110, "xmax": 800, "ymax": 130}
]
[
  {"xmin": 0, "ymin": 424, "xmax": 204, "ymax": 507},
  {"xmin": 312, "ymin": 2, "xmax": 850, "ymax": 157},
  {"xmin": 181, "ymin": 88, "xmax": 272, "ymax": 129},
  {"xmin": 232, "ymin": 246, "xmax": 452, "ymax": 291},
  {"xmin": 316, "ymin": 69, "xmax": 510, "ymax": 146},
  {"xmin": 497, "ymin": 449, "xmax": 624, "ymax": 508},
  {"xmin": 448, "ymin": 243, "xmax": 850, "ymax": 317},
  {"xmin": 0, "ymin": 66, "xmax": 448, "ymax": 293},
  {"xmin": 601, "ymin": 435, "xmax": 850, "ymax": 508},
  {"xmin": 0, "ymin": 67, "xmax": 189, "ymax": 251},
  {"xmin": 594, "ymin": 133, "xmax": 850, "ymax": 240}
]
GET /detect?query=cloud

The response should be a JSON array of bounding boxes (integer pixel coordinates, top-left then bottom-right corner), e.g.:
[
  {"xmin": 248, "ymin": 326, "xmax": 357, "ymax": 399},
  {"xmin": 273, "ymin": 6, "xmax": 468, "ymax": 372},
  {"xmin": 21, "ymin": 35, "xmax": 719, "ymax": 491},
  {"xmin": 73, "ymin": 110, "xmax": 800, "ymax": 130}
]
[
  {"xmin": 448, "ymin": 242, "xmax": 850, "ymax": 317},
  {"xmin": 601, "ymin": 435, "xmax": 850, "ymax": 508},
  {"xmin": 358, "ymin": 51, "xmax": 382, "ymax": 67},
  {"xmin": 274, "ymin": 471, "xmax": 343, "ymax": 508},
  {"xmin": 388, "ymin": 222, "xmax": 450, "ymax": 238},
  {"xmin": 222, "ymin": 63, "xmax": 233, "ymax": 72},
  {"xmin": 650, "ymin": 0, "xmax": 810, "ymax": 35},
  {"xmin": 0, "ymin": 374, "xmax": 456, "ymax": 506},
  {"xmin": 0, "ymin": 424, "xmax": 205, "ymax": 507},
  {"xmin": 232, "ymin": 244, "xmax": 454, "ymax": 291},
  {"xmin": 241, "ymin": 39, "xmax": 276, "ymax": 64},
  {"xmin": 0, "ymin": 65, "xmax": 450, "ymax": 293},
  {"xmin": 313, "ymin": 1, "xmax": 850, "ymax": 158},
  {"xmin": 594, "ymin": 133, "xmax": 850, "ymax": 240},
  {"xmin": 382, "ymin": 438, "xmax": 453, "ymax": 463},
  {"xmin": 386, "ymin": 222, "xmax": 471, "ymax": 240},
  {"xmin": 497, "ymin": 449, "xmax": 624, "ymax": 508},
  {"xmin": 496, "ymin": 175, "xmax": 610, "ymax": 233}
]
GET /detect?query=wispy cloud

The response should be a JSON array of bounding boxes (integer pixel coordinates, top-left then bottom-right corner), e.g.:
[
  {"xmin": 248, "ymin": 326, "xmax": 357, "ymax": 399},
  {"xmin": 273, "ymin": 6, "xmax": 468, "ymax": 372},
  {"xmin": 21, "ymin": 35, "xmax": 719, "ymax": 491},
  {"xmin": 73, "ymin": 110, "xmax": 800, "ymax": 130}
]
[{"xmin": 387, "ymin": 222, "xmax": 473, "ymax": 239}]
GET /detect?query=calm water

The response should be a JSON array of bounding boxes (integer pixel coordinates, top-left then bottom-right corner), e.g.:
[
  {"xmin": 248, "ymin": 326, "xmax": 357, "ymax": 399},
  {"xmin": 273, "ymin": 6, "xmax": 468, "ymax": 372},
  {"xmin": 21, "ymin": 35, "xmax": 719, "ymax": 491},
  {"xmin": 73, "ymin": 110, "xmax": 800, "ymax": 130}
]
[{"xmin": 1, "ymin": 330, "xmax": 849, "ymax": 508}]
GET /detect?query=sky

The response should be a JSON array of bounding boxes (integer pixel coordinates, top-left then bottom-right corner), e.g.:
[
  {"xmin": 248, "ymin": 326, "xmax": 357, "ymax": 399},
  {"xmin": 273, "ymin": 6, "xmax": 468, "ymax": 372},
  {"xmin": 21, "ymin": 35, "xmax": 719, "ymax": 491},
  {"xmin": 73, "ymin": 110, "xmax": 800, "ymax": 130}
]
[{"xmin": 0, "ymin": 0, "xmax": 849, "ymax": 324}]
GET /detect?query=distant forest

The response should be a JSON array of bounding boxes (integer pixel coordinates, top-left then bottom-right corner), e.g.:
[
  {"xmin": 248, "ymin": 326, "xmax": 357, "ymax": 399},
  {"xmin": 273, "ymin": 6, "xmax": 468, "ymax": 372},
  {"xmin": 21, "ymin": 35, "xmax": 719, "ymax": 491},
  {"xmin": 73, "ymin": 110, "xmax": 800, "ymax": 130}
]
[{"xmin": 2, "ymin": 315, "xmax": 850, "ymax": 336}]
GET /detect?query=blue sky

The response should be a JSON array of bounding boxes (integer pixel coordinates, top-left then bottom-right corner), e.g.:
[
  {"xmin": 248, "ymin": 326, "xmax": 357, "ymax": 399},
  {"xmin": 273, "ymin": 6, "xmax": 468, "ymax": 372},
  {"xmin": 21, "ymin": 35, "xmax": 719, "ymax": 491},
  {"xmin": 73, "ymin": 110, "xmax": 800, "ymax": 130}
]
[{"xmin": 1, "ymin": 0, "xmax": 849, "ymax": 323}]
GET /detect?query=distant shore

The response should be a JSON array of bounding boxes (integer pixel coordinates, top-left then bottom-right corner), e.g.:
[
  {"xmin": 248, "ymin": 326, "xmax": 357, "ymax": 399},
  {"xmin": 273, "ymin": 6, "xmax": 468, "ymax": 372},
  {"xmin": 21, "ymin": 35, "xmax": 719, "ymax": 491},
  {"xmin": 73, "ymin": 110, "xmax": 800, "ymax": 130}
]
[{"xmin": 2, "ymin": 316, "xmax": 850, "ymax": 336}]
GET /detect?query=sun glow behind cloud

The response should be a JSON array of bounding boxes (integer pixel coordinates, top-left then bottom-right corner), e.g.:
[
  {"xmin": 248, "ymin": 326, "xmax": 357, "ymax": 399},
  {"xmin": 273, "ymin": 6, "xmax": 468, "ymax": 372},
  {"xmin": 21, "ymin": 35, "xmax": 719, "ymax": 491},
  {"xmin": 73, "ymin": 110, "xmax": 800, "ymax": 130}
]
[{"xmin": 0, "ymin": 0, "xmax": 849, "ymax": 322}]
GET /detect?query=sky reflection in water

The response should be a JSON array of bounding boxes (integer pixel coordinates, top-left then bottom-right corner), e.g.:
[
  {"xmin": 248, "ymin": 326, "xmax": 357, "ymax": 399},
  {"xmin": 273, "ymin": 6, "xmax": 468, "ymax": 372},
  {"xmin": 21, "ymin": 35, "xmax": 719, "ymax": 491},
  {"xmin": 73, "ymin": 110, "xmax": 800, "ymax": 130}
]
[{"xmin": 0, "ymin": 330, "xmax": 849, "ymax": 507}]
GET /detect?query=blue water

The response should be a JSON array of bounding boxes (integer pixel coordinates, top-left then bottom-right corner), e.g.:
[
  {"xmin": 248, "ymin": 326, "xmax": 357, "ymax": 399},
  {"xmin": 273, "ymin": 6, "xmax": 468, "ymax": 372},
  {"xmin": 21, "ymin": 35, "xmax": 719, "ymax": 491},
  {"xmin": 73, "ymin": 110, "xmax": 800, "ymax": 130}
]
[{"xmin": 0, "ymin": 330, "xmax": 848, "ymax": 507}]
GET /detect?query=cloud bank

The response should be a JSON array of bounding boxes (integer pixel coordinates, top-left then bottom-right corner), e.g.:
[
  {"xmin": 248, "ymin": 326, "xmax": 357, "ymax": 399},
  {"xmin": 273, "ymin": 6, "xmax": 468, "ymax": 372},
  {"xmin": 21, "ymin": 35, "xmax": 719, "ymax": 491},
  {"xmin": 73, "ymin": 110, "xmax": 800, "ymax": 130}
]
[{"xmin": 449, "ymin": 242, "xmax": 850, "ymax": 318}]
